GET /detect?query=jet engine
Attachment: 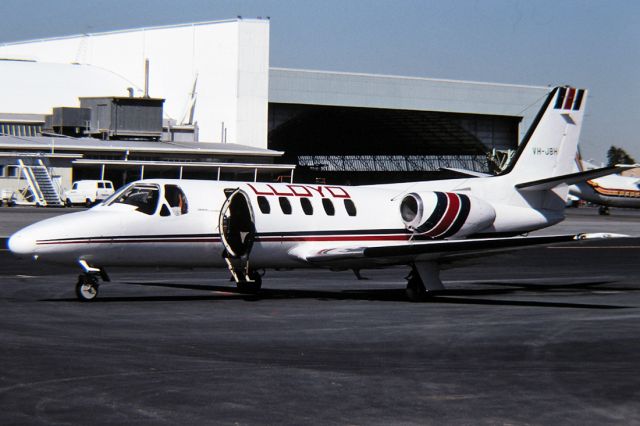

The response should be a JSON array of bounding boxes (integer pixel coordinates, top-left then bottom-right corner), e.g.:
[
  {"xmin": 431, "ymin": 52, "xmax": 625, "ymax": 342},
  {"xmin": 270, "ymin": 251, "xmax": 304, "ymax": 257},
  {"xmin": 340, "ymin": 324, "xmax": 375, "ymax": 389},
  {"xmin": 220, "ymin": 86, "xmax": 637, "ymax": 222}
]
[{"xmin": 399, "ymin": 191, "xmax": 496, "ymax": 238}]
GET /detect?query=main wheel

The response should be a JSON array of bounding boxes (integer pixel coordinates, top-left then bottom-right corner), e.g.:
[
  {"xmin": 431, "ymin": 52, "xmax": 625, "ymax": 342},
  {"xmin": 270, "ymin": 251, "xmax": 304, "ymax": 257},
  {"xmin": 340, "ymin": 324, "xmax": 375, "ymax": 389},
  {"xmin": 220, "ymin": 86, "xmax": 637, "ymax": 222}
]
[
  {"xmin": 405, "ymin": 274, "xmax": 429, "ymax": 302},
  {"xmin": 76, "ymin": 275, "xmax": 99, "ymax": 302},
  {"xmin": 236, "ymin": 272, "xmax": 262, "ymax": 294}
]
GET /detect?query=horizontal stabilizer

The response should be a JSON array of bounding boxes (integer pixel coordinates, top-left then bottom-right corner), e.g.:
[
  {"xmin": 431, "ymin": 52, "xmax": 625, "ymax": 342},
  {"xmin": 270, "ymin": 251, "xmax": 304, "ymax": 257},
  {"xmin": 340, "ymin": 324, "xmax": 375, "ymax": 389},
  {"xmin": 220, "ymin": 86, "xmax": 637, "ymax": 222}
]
[{"xmin": 515, "ymin": 164, "xmax": 637, "ymax": 191}]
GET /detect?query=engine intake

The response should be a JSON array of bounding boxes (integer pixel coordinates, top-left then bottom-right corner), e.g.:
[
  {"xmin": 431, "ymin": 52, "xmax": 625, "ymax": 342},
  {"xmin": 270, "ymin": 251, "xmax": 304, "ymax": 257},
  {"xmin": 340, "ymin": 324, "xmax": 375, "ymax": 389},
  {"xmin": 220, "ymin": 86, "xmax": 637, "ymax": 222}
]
[{"xmin": 400, "ymin": 191, "xmax": 495, "ymax": 238}]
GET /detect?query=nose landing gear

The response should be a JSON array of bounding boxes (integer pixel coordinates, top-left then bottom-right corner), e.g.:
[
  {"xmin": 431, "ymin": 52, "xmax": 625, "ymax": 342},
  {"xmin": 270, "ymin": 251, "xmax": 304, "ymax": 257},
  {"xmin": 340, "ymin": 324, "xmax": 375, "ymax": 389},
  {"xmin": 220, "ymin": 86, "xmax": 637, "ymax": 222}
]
[
  {"xmin": 76, "ymin": 274, "xmax": 100, "ymax": 302},
  {"xmin": 75, "ymin": 260, "xmax": 110, "ymax": 302}
]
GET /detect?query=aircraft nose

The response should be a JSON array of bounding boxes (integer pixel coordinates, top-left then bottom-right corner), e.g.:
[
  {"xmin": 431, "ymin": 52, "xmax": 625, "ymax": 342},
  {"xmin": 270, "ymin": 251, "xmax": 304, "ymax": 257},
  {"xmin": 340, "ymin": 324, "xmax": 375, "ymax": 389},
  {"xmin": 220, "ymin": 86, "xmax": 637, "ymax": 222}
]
[{"xmin": 8, "ymin": 230, "xmax": 37, "ymax": 257}]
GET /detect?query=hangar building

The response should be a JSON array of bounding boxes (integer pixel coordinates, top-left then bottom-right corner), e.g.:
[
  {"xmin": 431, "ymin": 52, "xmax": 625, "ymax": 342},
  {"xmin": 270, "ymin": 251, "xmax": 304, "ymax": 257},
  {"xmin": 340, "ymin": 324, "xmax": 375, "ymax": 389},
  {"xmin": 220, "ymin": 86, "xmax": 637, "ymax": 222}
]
[{"xmin": 0, "ymin": 18, "xmax": 553, "ymax": 198}]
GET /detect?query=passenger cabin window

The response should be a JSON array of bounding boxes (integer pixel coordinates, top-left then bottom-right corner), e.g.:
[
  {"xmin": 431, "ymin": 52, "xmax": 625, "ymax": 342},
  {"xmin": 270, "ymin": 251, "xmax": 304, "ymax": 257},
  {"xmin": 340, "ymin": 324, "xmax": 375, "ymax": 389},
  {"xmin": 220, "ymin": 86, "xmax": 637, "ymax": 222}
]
[
  {"xmin": 108, "ymin": 184, "xmax": 159, "ymax": 215},
  {"xmin": 344, "ymin": 199, "xmax": 357, "ymax": 216},
  {"xmin": 300, "ymin": 198, "xmax": 313, "ymax": 215},
  {"xmin": 72, "ymin": 183, "xmax": 78, "ymax": 190},
  {"xmin": 163, "ymin": 184, "xmax": 188, "ymax": 216},
  {"xmin": 106, "ymin": 182, "xmax": 113, "ymax": 189},
  {"xmin": 322, "ymin": 198, "xmax": 335, "ymax": 216},
  {"xmin": 257, "ymin": 196, "xmax": 271, "ymax": 214},
  {"xmin": 97, "ymin": 182, "xmax": 105, "ymax": 189},
  {"xmin": 279, "ymin": 196, "xmax": 292, "ymax": 215}
]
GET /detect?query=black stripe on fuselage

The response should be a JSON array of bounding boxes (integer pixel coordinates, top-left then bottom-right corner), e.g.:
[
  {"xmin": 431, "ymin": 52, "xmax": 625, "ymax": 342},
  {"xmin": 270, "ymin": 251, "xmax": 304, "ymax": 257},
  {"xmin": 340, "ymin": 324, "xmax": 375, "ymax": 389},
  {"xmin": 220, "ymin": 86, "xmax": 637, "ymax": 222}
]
[
  {"xmin": 36, "ymin": 229, "xmax": 418, "ymax": 245},
  {"xmin": 37, "ymin": 233, "xmax": 219, "ymax": 243},
  {"xmin": 415, "ymin": 192, "xmax": 448, "ymax": 234},
  {"xmin": 439, "ymin": 193, "xmax": 471, "ymax": 238},
  {"xmin": 257, "ymin": 228, "xmax": 411, "ymax": 237}
]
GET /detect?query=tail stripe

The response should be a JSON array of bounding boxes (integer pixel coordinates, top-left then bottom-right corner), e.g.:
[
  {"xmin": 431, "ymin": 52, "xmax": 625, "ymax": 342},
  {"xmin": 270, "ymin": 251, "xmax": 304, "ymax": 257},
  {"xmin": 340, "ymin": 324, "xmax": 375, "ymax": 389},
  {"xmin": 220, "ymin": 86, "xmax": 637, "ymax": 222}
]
[
  {"xmin": 554, "ymin": 87, "xmax": 567, "ymax": 109},
  {"xmin": 573, "ymin": 89, "xmax": 585, "ymax": 111},
  {"xmin": 563, "ymin": 87, "xmax": 576, "ymax": 110}
]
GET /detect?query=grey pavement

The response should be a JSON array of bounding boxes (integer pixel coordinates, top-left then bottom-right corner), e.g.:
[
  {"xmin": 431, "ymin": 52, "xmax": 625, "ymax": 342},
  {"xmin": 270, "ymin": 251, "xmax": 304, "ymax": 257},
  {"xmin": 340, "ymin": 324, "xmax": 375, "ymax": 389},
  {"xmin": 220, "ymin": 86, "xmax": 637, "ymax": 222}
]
[{"xmin": 0, "ymin": 206, "xmax": 639, "ymax": 424}]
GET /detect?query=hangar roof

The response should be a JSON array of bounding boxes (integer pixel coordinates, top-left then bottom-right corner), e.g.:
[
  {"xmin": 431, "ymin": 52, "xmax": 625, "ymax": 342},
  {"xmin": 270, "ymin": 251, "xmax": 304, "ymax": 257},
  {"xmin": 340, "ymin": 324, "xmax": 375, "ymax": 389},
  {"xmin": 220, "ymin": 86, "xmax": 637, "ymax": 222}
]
[{"xmin": 269, "ymin": 68, "xmax": 552, "ymax": 141}]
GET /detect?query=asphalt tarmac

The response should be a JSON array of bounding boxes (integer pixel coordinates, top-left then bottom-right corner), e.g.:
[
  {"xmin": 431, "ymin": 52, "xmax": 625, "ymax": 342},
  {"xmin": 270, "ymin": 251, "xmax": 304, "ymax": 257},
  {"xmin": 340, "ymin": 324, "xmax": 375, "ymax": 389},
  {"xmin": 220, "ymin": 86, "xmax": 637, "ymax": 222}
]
[{"xmin": 1, "ymin": 207, "xmax": 639, "ymax": 425}]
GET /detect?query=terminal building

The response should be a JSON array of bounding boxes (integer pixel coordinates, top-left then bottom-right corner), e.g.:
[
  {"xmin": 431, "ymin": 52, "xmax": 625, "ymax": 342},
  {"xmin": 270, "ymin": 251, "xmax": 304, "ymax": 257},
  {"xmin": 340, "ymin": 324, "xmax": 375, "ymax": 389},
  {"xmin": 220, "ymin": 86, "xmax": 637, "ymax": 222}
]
[{"xmin": 0, "ymin": 18, "xmax": 552, "ymax": 204}]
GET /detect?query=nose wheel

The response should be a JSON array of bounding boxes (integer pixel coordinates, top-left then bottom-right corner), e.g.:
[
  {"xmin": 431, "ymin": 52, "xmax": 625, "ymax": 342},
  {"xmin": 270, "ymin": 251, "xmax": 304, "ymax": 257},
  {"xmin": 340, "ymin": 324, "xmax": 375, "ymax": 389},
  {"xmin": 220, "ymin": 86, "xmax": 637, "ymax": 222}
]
[
  {"xmin": 75, "ymin": 260, "xmax": 109, "ymax": 302},
  {"xmin": 76, "ymin": 275, "xmax": 99, "ymax": 302}
]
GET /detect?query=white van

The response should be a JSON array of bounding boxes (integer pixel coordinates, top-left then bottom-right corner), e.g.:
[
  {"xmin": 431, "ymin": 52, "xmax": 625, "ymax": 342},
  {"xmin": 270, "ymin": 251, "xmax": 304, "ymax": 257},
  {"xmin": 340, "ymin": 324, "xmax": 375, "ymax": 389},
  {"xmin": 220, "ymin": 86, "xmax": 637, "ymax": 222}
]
[{"xmin": 64, "ymin": 180, "xmax": 115, "ymax": 206}]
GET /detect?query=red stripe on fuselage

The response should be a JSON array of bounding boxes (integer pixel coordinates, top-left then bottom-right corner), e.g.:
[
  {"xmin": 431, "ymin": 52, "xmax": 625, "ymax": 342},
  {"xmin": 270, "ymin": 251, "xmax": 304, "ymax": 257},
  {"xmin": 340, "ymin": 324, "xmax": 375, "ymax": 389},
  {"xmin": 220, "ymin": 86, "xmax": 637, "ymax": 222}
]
[
  {"xmin": 35, "ymin": 234, "xmax": 410, "ymax": 246},
  {"xmin": 36, "ymin": 237, "xmax": 222, "ymax": 245},
  {"xmin": 256, "ymin": 235, "xmax": 410, "ymax": 243},
  {"xmin": 424, "ymin": 193, "xmax": 461, "ymax": 237}
]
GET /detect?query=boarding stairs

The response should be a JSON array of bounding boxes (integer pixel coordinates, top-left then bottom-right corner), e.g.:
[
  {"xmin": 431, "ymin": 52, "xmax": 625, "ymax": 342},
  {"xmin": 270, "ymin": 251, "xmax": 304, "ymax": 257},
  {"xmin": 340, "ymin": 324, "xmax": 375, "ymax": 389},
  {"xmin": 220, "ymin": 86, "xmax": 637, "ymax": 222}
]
[
  {"xmin": 17, "ymin": 159, "xmax": 64, "ymax": 207},
  {"xmin": 223, "ymin": 255, "xmax": 256, "ymax": 284}
]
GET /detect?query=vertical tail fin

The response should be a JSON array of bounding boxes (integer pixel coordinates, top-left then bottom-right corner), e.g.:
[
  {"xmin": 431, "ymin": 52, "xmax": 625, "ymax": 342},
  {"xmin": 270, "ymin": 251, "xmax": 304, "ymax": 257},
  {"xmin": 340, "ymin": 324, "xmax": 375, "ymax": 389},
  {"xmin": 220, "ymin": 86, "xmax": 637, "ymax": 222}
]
[{"xmin": 501, "ymin": 87, "xmax": 587, "ymax": 184}]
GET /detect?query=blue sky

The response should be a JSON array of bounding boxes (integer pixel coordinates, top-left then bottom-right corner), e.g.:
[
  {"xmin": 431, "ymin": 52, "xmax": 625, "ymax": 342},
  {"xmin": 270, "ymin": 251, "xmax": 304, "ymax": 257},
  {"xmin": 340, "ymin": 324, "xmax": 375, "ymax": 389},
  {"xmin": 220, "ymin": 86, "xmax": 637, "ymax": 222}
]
[{"xmin": 0, "ymin": 0, "xmax": 638, "ymax": 163}]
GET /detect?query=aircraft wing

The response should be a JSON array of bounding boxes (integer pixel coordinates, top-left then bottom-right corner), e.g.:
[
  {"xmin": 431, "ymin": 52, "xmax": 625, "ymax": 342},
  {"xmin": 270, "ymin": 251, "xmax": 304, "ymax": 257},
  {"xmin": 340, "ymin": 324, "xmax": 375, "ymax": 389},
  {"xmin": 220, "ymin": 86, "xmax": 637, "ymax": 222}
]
[{"xmin": 299, "ymin": 233, "xmax": 625, "ymax": 268}]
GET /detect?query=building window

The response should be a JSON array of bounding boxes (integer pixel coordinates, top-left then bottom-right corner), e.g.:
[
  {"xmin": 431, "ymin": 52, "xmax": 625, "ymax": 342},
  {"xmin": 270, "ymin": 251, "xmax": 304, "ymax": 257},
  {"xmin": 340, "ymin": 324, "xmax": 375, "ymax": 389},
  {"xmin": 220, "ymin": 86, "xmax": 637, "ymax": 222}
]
[
  {"xmin": 344, "ymin": 199, "xmax": 357, "ymax": 216},
  {"xmin": 279, "ymin": 196, "xmax": 292, "ymax": 215},
  {"xmin": 300, "ymin": 197, "xmax": 313, "ymax": 215},
  {"xmin": 257, "ymin": 196, "xmax": 270, "ymax": 214},
  {"xmin": 322, "ymin": 198, "xmax": 335, "ymax": 216},
  {"xmin": 6, "ymin": 166, "xmax": 20, "ymax": 178}
]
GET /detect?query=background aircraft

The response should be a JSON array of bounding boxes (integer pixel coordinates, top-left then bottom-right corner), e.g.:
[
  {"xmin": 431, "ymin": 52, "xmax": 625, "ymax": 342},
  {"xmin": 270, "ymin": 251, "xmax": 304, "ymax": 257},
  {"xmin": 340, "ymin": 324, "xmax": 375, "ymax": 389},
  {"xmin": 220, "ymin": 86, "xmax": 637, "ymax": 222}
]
[
  {"xmin": 570, "ymin": 157, "xmax": 640, "ymax": 214},
  {"xmin": 8, "ymin": 87, "xmax": 631, "ymax": 302}
]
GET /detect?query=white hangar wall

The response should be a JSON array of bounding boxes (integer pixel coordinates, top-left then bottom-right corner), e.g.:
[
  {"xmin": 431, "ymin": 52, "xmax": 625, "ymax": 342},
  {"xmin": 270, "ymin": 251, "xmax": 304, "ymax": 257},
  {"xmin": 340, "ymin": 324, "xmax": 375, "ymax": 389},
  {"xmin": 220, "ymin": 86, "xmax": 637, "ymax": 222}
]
[
  {"xmin": 0, "ymin": 19, "xmax": 270, "ymax": 148},
  {"xmin": 0, "ymin": 61, "xmax": 134, "ymax": 114}
]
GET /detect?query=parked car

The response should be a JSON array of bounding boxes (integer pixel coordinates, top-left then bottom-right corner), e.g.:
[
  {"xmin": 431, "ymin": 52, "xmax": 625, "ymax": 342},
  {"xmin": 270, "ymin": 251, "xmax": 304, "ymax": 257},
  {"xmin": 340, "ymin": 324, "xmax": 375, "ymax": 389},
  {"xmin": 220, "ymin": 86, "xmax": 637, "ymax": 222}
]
[
  {"xmin": 0, "ymin": 189, "xmax": 15, "ymax": 207},
  {"xmin": 64, "ymin": 180, "xmax": 115, "ymax": 207}
]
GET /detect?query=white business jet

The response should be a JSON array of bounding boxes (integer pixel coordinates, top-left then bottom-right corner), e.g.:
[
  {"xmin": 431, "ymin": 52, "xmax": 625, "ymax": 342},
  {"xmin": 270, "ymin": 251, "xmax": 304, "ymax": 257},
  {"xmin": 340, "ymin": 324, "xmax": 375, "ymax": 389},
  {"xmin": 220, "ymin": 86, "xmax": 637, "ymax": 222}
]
[{"xmin": 7, "ymin": 86, "xmax": 631, "ymax": 302}]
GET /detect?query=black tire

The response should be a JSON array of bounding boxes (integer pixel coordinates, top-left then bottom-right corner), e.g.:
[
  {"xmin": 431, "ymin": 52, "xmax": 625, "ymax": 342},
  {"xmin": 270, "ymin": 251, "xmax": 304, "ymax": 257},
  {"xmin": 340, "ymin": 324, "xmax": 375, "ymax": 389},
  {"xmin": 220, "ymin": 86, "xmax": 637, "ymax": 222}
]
[
  {"xmin": 76, "ymin": 275, "xmax": 99, "ymax": 302},
  {"xmin": 65, "ymin": 198, "xmax": 72, "ymax": 207},
  {"xmin": 405, "ymin": 274, "xmax": 429, "ymax": 302},
  {"xmin": 85, "ymin": 199, "xmax": 92, "ymax": 208}
]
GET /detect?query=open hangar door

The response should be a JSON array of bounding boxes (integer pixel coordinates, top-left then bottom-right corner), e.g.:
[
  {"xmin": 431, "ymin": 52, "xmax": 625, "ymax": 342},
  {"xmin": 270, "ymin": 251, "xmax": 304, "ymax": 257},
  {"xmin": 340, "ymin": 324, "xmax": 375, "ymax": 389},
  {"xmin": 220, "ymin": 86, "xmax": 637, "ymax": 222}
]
[{"xmin": 268, "ymin": 103, "xmax": 521, "ymax": 185}]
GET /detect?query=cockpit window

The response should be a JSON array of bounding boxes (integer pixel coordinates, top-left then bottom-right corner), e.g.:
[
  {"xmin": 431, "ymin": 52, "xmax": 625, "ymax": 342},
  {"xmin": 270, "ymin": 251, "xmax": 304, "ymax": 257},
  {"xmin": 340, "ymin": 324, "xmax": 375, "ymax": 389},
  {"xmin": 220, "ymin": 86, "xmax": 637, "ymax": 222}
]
[
  {"xmin": 108, "ymin": 184, "xmax": 159, "ymax": 215},
  {"xmin": 164, "ymin": 184, "xmax": 188, "ymax": 215}
]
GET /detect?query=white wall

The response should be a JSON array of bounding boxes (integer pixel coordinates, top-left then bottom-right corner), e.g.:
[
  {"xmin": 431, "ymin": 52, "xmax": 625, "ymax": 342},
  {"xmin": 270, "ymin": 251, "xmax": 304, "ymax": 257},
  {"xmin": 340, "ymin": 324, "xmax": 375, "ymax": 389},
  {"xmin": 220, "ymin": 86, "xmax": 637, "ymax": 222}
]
[{"xmin": 0, "ymin": 19, "xmax": 270, "ymax": 148}]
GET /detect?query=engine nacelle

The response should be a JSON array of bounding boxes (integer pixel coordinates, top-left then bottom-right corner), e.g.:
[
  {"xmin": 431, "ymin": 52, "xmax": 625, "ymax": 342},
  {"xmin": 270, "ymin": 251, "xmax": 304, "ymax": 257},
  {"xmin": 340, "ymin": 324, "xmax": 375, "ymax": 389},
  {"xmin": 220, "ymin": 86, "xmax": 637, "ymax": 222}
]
[{"xmin": 400, "ymin": 191, "xmax": 496, "ymax": 238}]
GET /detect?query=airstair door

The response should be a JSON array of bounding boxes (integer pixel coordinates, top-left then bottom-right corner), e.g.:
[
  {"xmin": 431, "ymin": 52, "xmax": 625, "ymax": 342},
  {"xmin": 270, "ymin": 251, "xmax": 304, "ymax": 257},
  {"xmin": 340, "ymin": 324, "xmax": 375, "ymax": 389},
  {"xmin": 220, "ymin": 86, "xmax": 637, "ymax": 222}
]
[{"xmin": 218, "ymin": 189, "xmax": 256, "ymax": 259}]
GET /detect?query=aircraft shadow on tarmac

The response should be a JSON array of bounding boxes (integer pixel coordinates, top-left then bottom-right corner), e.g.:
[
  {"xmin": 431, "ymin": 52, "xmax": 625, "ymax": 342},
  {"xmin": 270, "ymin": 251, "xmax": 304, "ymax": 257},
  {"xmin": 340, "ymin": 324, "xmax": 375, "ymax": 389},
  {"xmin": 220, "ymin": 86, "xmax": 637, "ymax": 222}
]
[{"xmin": 41, "ymin": 280, "xmax": 634, "ymax": 309}]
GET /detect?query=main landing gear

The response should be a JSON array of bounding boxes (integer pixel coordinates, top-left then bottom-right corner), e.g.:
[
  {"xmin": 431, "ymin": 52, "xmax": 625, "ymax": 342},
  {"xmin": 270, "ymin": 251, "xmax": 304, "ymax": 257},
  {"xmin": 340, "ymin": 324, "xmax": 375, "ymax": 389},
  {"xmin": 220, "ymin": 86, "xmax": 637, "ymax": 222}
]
[
  {"xmin": 75, "ymin": 260, "xmax": 110, "ymax": 302},
  {"xmin": 405, "ymin": 262, "xmax": 444, "ymax": 302}
]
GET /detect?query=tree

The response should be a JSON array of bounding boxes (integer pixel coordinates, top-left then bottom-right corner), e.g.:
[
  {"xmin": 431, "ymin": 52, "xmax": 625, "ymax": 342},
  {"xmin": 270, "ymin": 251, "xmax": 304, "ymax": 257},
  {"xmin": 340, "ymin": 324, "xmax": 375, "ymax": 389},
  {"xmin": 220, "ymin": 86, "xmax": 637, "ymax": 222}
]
[{"xmin": 606, "ymin": 146, "xmax": 636, "ymax": 166}]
